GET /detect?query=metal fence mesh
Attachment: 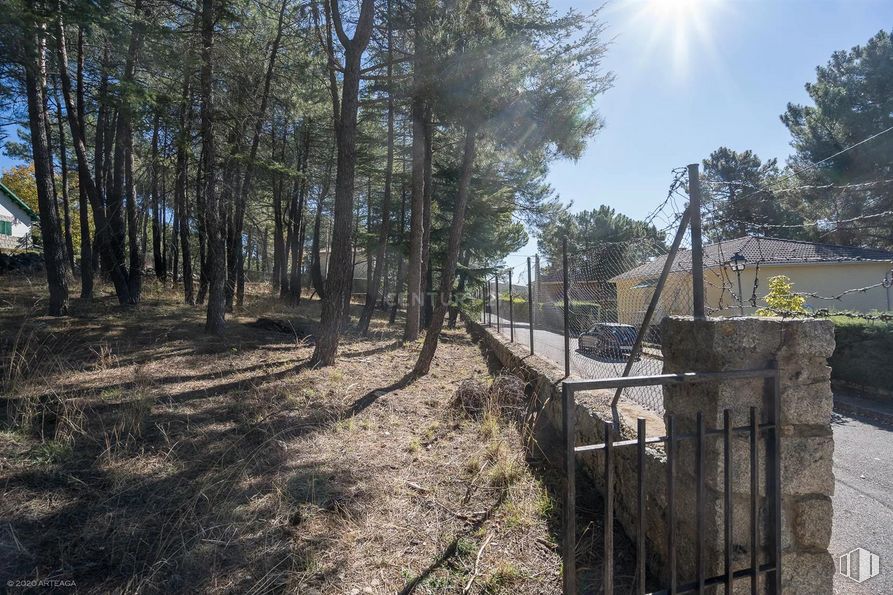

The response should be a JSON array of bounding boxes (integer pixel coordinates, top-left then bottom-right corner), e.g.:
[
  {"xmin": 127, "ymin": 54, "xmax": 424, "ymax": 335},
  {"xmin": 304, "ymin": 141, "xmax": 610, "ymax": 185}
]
[
  {"xmin": 476, "ymin": 165, "xmax": 893, "ymax": 414},
  {"xmin": 480, "ymin": 236, "xmax": 698, "ymax": 414}
]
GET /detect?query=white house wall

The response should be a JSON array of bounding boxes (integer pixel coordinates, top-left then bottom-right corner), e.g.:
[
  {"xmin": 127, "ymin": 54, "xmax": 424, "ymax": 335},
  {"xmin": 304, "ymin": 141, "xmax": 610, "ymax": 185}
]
[{"xmin": 0, "ymin": 196, "xmax": 33, "ymax": 250}]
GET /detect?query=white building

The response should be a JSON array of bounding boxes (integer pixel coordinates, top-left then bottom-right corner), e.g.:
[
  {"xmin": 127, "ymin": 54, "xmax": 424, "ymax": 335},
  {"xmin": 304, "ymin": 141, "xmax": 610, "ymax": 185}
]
[{"xmin": 0, "ymin": 181, "xmax": 37, "ymax": 251}]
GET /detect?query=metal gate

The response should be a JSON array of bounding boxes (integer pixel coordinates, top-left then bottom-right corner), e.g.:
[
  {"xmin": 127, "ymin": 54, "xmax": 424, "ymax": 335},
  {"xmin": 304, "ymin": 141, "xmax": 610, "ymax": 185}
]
[{"xmin": 562, "ymin": 365, "xmax": 782, "ymax": 594}]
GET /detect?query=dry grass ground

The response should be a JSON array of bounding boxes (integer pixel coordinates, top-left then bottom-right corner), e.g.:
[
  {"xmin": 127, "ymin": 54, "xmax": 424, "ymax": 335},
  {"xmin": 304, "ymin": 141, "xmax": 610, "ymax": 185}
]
[{"xmin": 0, "ymin": 276, "xmax": 563, "ymax": 594}]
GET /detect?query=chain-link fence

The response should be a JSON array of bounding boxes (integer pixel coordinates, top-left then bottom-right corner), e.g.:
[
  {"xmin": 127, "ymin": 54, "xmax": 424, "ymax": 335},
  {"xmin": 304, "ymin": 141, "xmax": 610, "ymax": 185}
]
[
  {"xmin": 476, "ymin": 164, "xmax": 893, "ymax": 415},
  {"xmin": 480, "ymin": 237, "xmax": 692, "ymax": 413}
]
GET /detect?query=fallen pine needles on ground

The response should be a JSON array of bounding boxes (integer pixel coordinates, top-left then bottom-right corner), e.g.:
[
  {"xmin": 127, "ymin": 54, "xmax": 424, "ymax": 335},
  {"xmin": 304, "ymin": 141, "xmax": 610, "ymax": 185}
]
[{"xmin": 0, "ymin": 276, "xmax": 562, "ymax": 593}]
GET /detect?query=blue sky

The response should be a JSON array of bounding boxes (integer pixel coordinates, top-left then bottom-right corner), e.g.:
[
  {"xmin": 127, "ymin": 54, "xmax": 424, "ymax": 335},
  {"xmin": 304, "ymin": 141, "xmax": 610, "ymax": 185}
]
[
  {"xmin": 503, "ymin": 0, "xmax": 893, "ymax": 271},
  {"xmin": 3, "ymin": 0, "xmax": 891, "ymax": 275}
]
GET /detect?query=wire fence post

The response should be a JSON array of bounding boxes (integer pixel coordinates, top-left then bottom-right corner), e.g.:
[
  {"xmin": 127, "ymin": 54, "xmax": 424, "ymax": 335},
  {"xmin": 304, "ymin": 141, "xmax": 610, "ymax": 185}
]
[
  {"xmin": 509, "ymin": 269, "xmax": 514, "ymax": 342},
  {"xmin": 495, "ymin": 274, "xmax": 500, "ymax": 333},
  {"xmin": 527, "ymin": 256, "xmax": 534, "ymax": 355},
  {"xmin": 487, "ymin": 280, "xmax": 492, "ymax": 326},
  {"xmin": 689, "ymin": 163, "xmax": 706, "ymax": 319},
  {"xmin": 563, "ymin": 237, "xmax": 570, "ymax": 377},
  {"xmin": 610, "ymin": 204, "xmax": 694, "ymax": 411}
]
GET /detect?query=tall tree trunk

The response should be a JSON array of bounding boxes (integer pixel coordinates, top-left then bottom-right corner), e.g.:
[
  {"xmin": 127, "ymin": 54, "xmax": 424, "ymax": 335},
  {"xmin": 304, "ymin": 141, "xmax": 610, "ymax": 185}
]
[
  {"xmin": 166, "ymin": 160, "xmax": 178, "ymax": 284},
  {"xmin": 171, "ymin": 192, "xmax": 180, "ymax": 283},
  {"xmin": 242, "ymin": 226, "xmax": 252, "ymax": 296},
  {"xmin": 404, "ymin": 0, "xmax": 431, "ymax": 340},
  {"xmin": 125, "ymin": 119, "xmax": 142, "ymax": 300},
  {"xmin": 54, "ymin": 92, "xmax": 75, "ymax": 272},
  {"xmin": 448, "ymin": 251, "xmax": 469, "ymax": 328},
  {"xmin": 221, "ymin": 146, "xmax": 240, "ymax": 310},
  {"xmin": 261, "ymin": 227, "xmax": 268, "ymax": 275},
  {"xmin": 296, "ymin": 220, "xmax": 306, "ymax": 299},
  {"xmin": 75, "ymin": 26, "xmax": 92, "ymax": 299},
  {"xmin": 359, "ymin": 4, "xmax": 395, "ymax": 334},
  {"xmin": 404, "ymin": 93, "xmax": 426, "ymax": 341},
  {"xmin": 271, "ymin": 126, "xmax": 285, "ymax": 293},
  {"xmin": 311, "ymin": 0, "xmax": 375, "ymax": 366},
  {"xmin": 288, "ymin": 125, "xmax": 310, "ymax": 305},
  {"xmin": 277, "ymin": 132, "xmax": 291, "ymax": 299},
  {"xmin": 414, "ymin": 126, "xmax": 477, "ymax": 376},
  {"xmin": 24, "ymin": 25, "xmax": 69, "ymax": 315},
  {"xmin": 56, "ymin": 15, "xmax": 131, "ymax": 300},
  {"xmin": 110, "ymin": 0, "xmax": 145, "ymax": 304},
  {"xmin": 200, "ymin": 0, "xmax": 225, "ymax": 333},
  {"xmin": 151, "ymin": 110, "xmax": 166, "ymax": 281},
  {"xmin": 43, "ymin": 85, "xmax": 62, "ymax": 256},
  {"xmin": 389, "ymin": 179, "xmax": 406, "ymax": 324},
  {"xmin": 310, "ymin": 148, "xmax": 333, "ymax": 298},
  {"xmin": 231, "ymin": 0, "xmax": 287, "ymax": 308},
  {"xmin": 196, "ymin": 146, "xmax": 208, "ymax": 305},
  {"xmin": 420, "ymin": 108, "xmax": 434, "ymax": 328}
]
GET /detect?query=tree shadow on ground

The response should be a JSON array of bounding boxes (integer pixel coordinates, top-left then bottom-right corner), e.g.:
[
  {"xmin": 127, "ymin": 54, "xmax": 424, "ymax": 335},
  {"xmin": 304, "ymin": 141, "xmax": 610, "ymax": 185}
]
[
  {"xmin": 397, "ymin": 493, "xmax": 507, "ymax": 595},
  {"xmin": 0, "ymin": 293, "xmax": 377, "ymax": 591}
]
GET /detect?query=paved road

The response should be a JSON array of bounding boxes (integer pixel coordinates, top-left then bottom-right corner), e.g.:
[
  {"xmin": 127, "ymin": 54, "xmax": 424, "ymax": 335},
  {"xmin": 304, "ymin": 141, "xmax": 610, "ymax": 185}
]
[
  {"xmin": 486, "ymin": 316, "xmax": 665, "ymax": 411},
  {"xmin": 831, "ymin": 409, "xmax": 893, "ymax": 594}
]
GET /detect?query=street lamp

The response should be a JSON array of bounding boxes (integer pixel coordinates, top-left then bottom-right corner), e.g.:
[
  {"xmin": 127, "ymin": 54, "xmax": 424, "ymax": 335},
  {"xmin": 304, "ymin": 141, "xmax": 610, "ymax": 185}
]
[{"xmin": 729, "ymin": 252, "xmax": 747, "ymax": 316}]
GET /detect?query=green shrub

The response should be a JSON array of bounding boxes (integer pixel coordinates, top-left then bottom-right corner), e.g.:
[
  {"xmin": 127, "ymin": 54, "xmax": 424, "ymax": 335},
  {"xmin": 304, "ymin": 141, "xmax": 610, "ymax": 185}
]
[{"xmin": 757, "ymin": 275, "xmax": 806, "ymax": 316}]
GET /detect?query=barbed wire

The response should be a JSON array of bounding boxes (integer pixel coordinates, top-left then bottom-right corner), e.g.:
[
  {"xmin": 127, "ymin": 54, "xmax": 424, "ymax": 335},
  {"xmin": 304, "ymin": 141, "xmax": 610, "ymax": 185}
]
[
  {"xmin": 706, "ymin": 123, "xmax": 893, "ymax": 209},
  {"xmin": 701, "ymin": 177, "xmax": 893, "ymax": 194},
  {"xmin": 643, "ymin": 166, "xmax": 688, "ymax": 228},
  {"xmin": 703, "ymin": 209, "xmax": 893, "ymax": 231},
  {"xmin": 797, "ymin": 280, "xmax": 892, "ymax": 302}
]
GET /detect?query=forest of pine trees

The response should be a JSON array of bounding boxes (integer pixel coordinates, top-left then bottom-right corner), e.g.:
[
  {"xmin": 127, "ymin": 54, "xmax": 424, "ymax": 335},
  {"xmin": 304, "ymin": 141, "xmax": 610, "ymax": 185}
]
[{"xmin": 0, "ymin": 0, "xmax": 611, "ymax": 370}]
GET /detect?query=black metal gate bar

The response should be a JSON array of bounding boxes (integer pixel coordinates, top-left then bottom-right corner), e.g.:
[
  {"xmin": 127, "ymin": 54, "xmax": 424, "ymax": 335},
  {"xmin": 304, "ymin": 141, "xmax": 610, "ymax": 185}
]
[
  {"xmin": 723, "ymin": 409, "xmax": 734, "ymax": 591},
  {"xmin": 667, "ymin": 414, "xmax": 677, "ymax": 594},
  {"xmin": 562, "ymin": 383, "xmax": 576, "ymax": 595},
  {"xmin": 637, "ymin": 418, "xmax": 647, "ymax": 595},
  {"xmin": 651, "ymin": 564, "xmax": 776, "ymax": 595},
  {"xmin": 750, "ymin": 407, "xmax": 759, "ymax": 595},
  {"xmin": 770, "ymin": 365, "xmax": 783, "ymax": 595},
  {"xmin": 561, "ymin": 366, "xmax": 781, "ymax": 595},
  {"xmin": 696, "ymin": 412, "xmax": 706, "ymax": 593},
  {"xmin": 604, "ymin": 421, "xmax": 614, "ymax": 594},
  {"xmin": 574, "ymin": 422, "xmax": 776, "ymax": 453}
]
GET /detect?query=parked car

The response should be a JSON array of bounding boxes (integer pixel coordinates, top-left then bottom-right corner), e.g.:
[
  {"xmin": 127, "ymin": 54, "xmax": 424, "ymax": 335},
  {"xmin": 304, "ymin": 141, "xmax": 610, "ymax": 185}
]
[{"xmin": 578, "ymin": 323, "xmax": 638, "ymax": 358}]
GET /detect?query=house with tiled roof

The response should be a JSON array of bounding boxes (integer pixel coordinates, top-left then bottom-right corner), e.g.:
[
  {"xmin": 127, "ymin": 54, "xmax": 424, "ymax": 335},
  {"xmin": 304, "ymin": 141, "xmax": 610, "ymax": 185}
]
[
  {"xmin": 0, "ymin": 181, "xmax": 38, "ymax": 250},
  {"xmin": 610, "ymin": 235, "xmax": 893, "ymax": 323}
]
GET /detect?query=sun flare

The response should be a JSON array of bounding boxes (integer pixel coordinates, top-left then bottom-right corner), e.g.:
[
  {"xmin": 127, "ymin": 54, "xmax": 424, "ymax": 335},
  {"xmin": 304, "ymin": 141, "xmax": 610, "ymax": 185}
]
[{"xmin": 629, "ymin": 0, "xmax": 729, "ymax": 77}]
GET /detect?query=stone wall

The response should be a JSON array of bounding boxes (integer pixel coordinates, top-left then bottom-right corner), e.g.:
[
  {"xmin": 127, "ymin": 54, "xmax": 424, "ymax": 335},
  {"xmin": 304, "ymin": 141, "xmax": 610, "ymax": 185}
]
[
  {"xmin": 662, "ymin": 317, "xmax": 835, "ymax": 594},
  {"xmin": 464, "ymin": 314, "xmax": 835, "ymax": 595}
]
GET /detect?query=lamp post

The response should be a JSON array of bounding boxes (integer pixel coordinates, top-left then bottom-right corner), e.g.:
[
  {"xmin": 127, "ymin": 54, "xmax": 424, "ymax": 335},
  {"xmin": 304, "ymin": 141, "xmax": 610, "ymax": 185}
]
[{"xmin": 729, "ymin": 252, "xmax": 747, "ymax": 316}]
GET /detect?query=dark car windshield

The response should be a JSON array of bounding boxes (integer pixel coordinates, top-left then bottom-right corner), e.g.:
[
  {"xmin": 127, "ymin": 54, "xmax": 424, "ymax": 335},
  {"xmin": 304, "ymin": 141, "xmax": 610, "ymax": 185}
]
[{"xmin": 610, "ymin": 326, "xmax": 637, "ymax": 343}]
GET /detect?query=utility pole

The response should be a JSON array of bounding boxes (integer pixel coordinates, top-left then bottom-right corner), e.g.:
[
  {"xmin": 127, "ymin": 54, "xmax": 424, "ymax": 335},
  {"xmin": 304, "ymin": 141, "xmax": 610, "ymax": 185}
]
[{"xmin": 688, "ymin": 163, "xmax": 705, "ymax": 319}]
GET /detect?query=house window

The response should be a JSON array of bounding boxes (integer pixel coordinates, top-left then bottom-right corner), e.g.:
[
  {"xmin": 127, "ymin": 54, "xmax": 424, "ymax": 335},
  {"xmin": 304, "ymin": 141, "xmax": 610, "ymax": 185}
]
[{"xmin": 0, "ymin": 220, "xmax": 12, "ymax": 235}]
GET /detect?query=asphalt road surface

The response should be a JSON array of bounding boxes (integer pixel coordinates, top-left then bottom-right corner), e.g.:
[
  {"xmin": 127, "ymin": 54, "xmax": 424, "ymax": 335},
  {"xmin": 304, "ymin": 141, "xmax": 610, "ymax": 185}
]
[
  {"xmin": 487, "ymin": 316, "xmax": 665, "ymax": 411},
  {"xmin": 830, "ymin": 409, "xmax": 893, "ymax": 594}
]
